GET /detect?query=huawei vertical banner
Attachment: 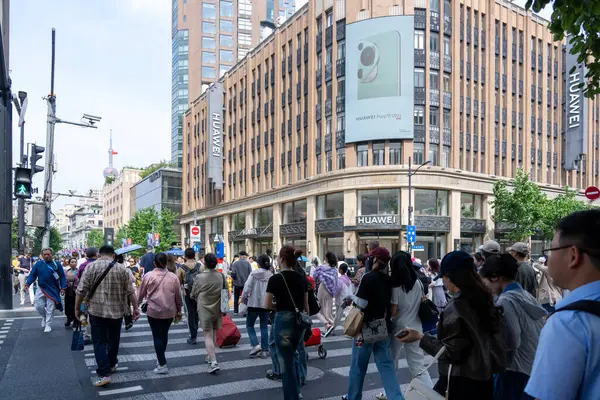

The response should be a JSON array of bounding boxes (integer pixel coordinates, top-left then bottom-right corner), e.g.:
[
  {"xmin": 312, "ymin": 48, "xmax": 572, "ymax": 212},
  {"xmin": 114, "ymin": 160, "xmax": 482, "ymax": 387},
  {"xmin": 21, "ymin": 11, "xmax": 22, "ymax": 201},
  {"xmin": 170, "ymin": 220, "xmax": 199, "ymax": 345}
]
[
  {"xmin": 345, "ymin": 16, "xmax": 415, "ymax": 143},
  {"xmin": 565, "ymin": 36, "xmax": 587, "ymax": 171},
  {"xmin": 208, "ymin": 82, "xmax": 224, "ymax": 189}
]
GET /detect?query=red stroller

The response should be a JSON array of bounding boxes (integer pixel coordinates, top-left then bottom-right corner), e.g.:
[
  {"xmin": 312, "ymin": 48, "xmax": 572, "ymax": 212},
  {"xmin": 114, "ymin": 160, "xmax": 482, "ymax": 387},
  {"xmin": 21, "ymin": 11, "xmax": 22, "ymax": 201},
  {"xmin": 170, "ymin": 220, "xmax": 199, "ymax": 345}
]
[{"xmin": 304, "ymin": 327, "xmax": 327, "ymax": 359}]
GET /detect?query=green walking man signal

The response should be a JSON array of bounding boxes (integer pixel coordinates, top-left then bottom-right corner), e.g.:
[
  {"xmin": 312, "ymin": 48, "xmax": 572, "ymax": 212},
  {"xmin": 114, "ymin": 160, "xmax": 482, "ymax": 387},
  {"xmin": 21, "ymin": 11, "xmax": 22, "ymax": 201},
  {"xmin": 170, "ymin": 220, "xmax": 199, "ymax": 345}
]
[{"xmin": 14, "ymin": 167, "xmax": 32, "ymax": 199}]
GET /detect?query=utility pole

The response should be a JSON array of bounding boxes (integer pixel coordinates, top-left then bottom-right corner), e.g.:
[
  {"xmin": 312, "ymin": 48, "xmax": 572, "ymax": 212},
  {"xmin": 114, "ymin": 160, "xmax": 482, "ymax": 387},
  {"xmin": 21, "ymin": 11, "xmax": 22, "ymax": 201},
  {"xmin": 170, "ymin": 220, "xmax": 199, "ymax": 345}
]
[
  {"xmin": 407, "ymin": 157, "xmax": 431, "ymax": 253},
  {"xmin": 41, "ymin": 29, "xmax": 57, "ymax": 249},
  {"xmin": 13, "ymin": 91, "xmax": 28, "ymax": 254}
]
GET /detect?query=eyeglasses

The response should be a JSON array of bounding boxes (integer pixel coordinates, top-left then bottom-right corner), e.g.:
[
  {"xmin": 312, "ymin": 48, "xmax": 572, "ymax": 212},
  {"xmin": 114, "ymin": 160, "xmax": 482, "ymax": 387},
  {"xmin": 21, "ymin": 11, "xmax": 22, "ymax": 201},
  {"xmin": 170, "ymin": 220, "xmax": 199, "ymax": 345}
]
[{"xmin": 542, "ymin": 244, "xmax": 594, "ymax": 257}]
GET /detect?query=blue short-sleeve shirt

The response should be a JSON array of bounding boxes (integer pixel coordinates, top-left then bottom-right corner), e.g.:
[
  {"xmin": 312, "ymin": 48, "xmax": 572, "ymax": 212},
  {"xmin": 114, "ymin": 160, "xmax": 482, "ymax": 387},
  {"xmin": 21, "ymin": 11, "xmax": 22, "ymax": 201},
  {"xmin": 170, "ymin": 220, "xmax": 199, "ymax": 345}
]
[{"xmin": 525, "ymin": 280, "xmax": 600, "ymax": 400}]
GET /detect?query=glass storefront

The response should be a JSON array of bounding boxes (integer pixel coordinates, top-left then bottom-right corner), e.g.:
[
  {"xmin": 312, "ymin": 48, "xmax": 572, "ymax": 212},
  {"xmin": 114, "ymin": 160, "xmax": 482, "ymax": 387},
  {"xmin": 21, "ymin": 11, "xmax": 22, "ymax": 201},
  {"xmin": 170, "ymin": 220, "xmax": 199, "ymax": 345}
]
[
  {"xmin": 211, "ymin": 216, "xmax": 224, "ymax": 235},
  {"xmin": 415, "ymin": 189, "xmax": 448, "ymax": 216},
  {"xmin": 460, "ymin": 193, "xmax": 483, "ymax": 218},
  {"xmin": 358, "ymin": 189, "xmax": 400, "ymax": 215},
  {"xmin": 318, "ymin": 235, "xmax": 344, "ymax": 259},
  {"xmin": 317, "ymin": 192, "xmax": 344, "ymax": 218},
  {"xmin": 231, "ymin": 240, "xmax": 245, "ymax": 256},
  {"xmin": 283, "ymin": 200, "xmax": 307, "ymax": 223},
  {"xmin": 459, "ymin": 234, "xmax": 483, "ymax": 254},
  {"xmin": 253, "ymin": 239, "xmax": 273, "ymax": 257},
  {"xmin": 413, "ymin": 234, "xmax": 446, "ymax": 261},
  {"xmin": 231, "ymin": 212, "xmax": 245, "ymax": 230},
  {"xmin": 254, "ymin": 206, "xmax": 273, "ymax": 227},
  {"xmin": 282, "ymin": 237, "xmax": 306, "ymax": 254},
  {"xmin": 358, "ymin": 233, "xmax": 400, "ymax": 255}
]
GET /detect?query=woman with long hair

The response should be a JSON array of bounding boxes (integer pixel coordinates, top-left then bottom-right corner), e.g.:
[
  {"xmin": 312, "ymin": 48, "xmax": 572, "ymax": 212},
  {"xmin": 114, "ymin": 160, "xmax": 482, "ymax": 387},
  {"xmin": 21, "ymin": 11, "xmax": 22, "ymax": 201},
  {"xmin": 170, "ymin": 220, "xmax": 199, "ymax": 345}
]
[
  {"xmin": 313, "ymin": 251, "xmax": 338, "ymax": 332},
  {"xmin": 399, "ymin": 251, "xmax": 506, "ymax": 399},
  {"xmin": 241, "ymin": 254, "xmax": 273, "ymax": 358},
  {"xmin": 166, "ymin": 254, "xmax": 178, "ymax": 274},
  {"xmin": 264, "ymin": 245, "xmax": 309, "ymax": 400},
  {"xmin": 63, "ymin": 257, "xmax": 78, "ymax": 327},
  {"xmin": 137, "ymin": 253, "xmax": 182, "ymax": 374},
  {"xmin": 428, "ymin": 258, "xmax": 448, "ymax": 313}
]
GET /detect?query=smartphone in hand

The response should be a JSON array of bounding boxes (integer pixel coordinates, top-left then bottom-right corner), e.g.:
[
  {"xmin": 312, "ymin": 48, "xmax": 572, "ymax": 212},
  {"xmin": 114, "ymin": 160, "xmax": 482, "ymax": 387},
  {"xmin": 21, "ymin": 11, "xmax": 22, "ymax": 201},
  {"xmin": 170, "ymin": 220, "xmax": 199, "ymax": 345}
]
[{"xmin": 395, "ymin": 330, "xmax": 409, "ymax": 339}]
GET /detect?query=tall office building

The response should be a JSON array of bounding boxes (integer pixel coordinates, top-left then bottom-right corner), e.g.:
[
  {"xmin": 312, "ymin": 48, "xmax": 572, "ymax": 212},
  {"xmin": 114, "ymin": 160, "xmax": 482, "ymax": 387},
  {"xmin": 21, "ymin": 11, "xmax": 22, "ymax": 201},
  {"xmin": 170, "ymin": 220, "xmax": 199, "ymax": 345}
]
[
  {"xmin": 171, "ymin": 0, "xmax": 297, "ymax": 167},
  {"xmin": 180, "ymin": 0, "xmax": 600, "ymax": 261}
]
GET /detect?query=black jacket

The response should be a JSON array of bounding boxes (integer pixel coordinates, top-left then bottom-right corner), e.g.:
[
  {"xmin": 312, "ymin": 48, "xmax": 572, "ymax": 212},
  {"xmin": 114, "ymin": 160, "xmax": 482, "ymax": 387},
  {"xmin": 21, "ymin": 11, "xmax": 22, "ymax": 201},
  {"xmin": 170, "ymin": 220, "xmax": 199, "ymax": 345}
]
[{"xmin": 420, "ymin": 293, "xmax": 506, "ymax": 381}]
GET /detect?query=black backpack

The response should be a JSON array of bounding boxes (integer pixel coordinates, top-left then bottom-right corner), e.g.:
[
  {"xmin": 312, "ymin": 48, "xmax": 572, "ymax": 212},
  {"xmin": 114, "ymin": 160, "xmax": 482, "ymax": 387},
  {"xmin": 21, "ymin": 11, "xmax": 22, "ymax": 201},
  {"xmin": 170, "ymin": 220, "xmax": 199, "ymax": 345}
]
[
  {"xmin": 551, "ymin": 300, "xmax": 600, "ymax": 318},
  {"xmin": 183, "ymin": 263, "xmax": 202, "ymax": 291}
]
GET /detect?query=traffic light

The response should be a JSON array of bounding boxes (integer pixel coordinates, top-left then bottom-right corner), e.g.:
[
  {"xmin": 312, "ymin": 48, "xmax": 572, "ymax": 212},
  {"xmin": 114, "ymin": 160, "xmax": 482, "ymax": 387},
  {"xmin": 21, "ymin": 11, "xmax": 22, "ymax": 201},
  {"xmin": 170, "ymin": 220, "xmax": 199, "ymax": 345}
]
[
  {"xmin": 14, "ymin": 167, "xmax": 32, "ymax": 199},
  {"xmin": 29, "ymin": 143, "xmax": 45, "ymax": 176},
  {"xmin": 104, "ymin": 228, "xmax": 114, "ymax": 246}
]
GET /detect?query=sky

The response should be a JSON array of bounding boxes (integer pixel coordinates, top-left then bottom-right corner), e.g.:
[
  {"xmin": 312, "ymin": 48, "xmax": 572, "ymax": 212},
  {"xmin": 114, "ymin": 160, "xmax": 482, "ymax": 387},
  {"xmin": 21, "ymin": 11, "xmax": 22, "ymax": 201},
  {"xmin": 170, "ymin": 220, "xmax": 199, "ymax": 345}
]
[{"xmin": 9, "ymin": 0, "xmax": 172, "ymax": 210}]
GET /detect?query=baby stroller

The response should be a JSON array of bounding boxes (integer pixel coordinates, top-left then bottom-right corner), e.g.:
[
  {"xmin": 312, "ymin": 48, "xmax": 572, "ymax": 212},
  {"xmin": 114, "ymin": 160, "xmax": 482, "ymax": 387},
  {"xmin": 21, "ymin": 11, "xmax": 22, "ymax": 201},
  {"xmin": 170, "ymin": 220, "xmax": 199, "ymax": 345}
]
[{"xmin": 304, "ymin": 327, "xmax": 327, "ymax": 359}]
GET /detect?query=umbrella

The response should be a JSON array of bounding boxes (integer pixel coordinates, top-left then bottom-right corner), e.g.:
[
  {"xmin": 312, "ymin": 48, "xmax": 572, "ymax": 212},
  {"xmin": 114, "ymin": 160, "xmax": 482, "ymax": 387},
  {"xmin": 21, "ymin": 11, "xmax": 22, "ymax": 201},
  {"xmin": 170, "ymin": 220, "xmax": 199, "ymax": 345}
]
[
  {"xmin": 165, "ymin": 248, "xmax": 185, "ymax": 257},
  {"xmin": 297, "ymin": 255, "xmax": 309, "ymax": 262},
  {"xmin": 115, "ymin": 244, "xmax": 143, "ymax": 255}
]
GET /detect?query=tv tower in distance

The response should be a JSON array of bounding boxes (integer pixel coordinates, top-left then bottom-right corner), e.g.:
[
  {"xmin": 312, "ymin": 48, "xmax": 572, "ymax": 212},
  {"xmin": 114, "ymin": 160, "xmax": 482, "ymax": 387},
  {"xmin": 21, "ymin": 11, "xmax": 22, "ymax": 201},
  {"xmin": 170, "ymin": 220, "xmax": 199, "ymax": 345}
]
[{"xmin": 103, "ymin": 129, "xmax": 119, "ymax": 179}]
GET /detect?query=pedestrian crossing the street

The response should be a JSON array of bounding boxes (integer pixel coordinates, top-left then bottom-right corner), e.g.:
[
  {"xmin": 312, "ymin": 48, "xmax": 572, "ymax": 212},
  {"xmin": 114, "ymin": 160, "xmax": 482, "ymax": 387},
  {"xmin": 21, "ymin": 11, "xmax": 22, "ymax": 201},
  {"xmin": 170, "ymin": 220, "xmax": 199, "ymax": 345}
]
[{"xmin": 76, "ymin": 311, "xmax": 437, "ymax": 400}]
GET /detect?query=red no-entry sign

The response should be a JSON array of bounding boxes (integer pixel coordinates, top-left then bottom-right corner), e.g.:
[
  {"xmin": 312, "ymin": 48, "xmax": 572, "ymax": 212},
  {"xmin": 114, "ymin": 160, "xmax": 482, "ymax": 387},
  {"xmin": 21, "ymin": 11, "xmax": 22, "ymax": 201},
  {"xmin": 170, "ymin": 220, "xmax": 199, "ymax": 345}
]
[
  {"xmin": 585, "ymin": 186, "xmax": 600, "ymax": 201},
  {"xmin": 190, "ymin": 226, "xmax": 201, "ymax": 240}
]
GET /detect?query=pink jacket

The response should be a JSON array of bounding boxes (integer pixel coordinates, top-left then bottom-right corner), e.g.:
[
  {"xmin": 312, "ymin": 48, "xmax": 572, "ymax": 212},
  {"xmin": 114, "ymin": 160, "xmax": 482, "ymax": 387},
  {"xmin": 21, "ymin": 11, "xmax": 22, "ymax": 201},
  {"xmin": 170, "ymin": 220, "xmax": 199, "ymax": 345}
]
[{"xmin": 138, "ymin": 269, "xmax": 182, "ymax": 319}]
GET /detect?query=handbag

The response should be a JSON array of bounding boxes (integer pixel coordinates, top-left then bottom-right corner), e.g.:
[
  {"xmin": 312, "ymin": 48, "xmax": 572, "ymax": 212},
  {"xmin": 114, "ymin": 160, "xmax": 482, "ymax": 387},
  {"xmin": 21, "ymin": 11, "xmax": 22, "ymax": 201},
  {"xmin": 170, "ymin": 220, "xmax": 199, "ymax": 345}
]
[
  {"xmin": 360, "ymin": 316, "xmax": 388, "ymax": 344},
  {"xmin": 404, "ymin": 346, "xmax": 451, "ymax": 400},
  {"xmin": 418, "ymin": 280, "xmax": 439, "ymax": 324},
  {"xmin": 281, "ymin": 272, "xmax": 312, "ymax": 332},
  {"xmin": 141, "ymin": 270, "xmax": 169, "ymax": 314},
  {"xmin": 220, "ymin": 273, "xmax": 230, "ymax": 313},
  {"xmin": 71, "ymin": 323, "xmax": 85, "ymax": 351},
  {"xmin": 82, "ymin": 260, "xmax": 117, "ymax": 313},
  {"xmin": 342, "ymin": 306, "xmax": 364, "ymax": 337}
]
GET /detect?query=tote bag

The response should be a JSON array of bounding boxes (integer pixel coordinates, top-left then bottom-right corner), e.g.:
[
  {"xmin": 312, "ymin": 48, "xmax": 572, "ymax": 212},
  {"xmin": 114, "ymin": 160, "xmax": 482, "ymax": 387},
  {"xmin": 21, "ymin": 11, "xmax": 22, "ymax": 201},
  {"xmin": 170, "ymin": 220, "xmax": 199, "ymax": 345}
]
[
  {"xmin": 342, "ymin": 306, "xmax": 364, "ymax": 337},
  {"xmin": 404, "ymin": 346, "xmax": 451, "ymax": 400}
]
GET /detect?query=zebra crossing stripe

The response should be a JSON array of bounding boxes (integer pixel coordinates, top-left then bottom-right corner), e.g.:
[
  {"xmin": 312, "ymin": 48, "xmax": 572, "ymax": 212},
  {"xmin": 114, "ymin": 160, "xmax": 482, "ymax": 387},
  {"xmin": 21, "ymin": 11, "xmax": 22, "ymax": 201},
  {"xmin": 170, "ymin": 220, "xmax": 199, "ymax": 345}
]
[
  {"xmin": 318, "ymin": 385, "xmax": 410, "ymax": 400},
  {"xmin": 97, "ymin": 385, "xmax": 143, "ymax": 396},
  {"xmin": 329, "ymin": 356, "xmax": 435, "ymax": 377}
]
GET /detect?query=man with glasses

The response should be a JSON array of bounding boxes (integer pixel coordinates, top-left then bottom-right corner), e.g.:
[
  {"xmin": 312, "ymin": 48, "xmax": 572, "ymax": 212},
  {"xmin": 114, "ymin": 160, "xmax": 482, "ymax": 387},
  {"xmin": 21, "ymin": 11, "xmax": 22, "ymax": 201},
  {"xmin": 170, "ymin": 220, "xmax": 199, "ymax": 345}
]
[
  {"xmin": 507, "ymin": 242, "xmax": 538, "ymax": 298},
  {"xmin": 525, "ymin": 210, "xmax": 600, "ymax": 400}
]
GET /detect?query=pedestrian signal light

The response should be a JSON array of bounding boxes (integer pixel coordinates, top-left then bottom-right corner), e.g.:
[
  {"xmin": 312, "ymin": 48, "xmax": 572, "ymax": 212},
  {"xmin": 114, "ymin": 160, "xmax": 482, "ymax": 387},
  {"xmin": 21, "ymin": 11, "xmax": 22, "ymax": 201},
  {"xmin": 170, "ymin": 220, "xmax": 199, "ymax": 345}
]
[{"xmin": 14, "ymin": 167, "xmax": 32, "ymax": 199}]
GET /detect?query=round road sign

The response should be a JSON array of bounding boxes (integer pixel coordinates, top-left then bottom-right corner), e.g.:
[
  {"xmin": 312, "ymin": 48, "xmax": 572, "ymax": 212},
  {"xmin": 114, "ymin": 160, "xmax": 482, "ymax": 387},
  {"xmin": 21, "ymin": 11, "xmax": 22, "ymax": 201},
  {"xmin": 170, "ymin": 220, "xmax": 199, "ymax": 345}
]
[
  {"xmin": 191, "ymin": 226, "xmax": 201, "ymax": 236},
  {"xmin": 585, "ymin": 186, "xmax": 600, "ymax": 201}
]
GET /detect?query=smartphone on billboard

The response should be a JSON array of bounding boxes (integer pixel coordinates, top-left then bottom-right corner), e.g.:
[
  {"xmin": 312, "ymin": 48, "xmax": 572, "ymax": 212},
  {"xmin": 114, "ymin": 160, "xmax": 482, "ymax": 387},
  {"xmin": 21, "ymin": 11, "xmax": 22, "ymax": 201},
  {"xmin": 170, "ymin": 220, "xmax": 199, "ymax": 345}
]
[{"xmin": 356, "ymin": 30, "xmax": 401, "ymax": 100}]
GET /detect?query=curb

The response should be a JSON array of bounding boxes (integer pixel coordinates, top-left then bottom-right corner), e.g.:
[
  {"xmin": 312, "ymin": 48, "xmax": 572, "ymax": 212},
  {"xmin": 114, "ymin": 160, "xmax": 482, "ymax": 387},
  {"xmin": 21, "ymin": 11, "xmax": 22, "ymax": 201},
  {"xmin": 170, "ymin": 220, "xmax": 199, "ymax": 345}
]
[{"xmin": 0, "ymin": 307, "xmax": 39, "ymax": 319}]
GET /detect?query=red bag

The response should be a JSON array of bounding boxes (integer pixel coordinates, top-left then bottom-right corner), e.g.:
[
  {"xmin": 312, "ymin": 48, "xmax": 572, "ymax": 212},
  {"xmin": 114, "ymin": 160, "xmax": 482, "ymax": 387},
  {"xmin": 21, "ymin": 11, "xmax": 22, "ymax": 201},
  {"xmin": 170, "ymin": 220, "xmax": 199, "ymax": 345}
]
[
  {"xmin": 216, "ymin": 315, "xmax": 241, "ymax": 348},
  {"xmin": 304, "ymin": 327, "xmax": 321, "ymax": 347}
]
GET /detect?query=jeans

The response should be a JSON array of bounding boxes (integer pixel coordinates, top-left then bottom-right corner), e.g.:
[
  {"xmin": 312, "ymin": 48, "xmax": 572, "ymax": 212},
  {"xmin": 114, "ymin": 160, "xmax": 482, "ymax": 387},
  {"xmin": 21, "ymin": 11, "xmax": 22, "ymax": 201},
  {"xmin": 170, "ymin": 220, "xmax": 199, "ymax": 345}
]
[
  {"xmin": 494, "ymin": 370, "xmax": 535, "ymax": 400},
  {"xmin": 246, "ymin": 307, "xmax": 269, "ymax": 350},
  {"xmin": 148, "ymin": 316, "xmax": 173, "ymax": 366},
  {"xmin": 89, "ymin": 314, "xmax": 123, "ymax": 377},
  {"xmin": 347, "ymin": 336, "xmax": 404, "ymax": 400},
  {"xmin": 295, "ymin": 339, "xmax": 307, "ymax": 391},
  {"xmin": 269, "ymin": 323, "xmax": 280, "ymax": 375},
  {"xmin": 233, "ymin": 285, "xmax": 243, "ymax": 314},
  {"xmin": 273, "ymin": 311, "xmax": 305, "ymax": 400},
  {"xmin": 184, "ymin": 294, "xmax": 199, "ymax": 339}
]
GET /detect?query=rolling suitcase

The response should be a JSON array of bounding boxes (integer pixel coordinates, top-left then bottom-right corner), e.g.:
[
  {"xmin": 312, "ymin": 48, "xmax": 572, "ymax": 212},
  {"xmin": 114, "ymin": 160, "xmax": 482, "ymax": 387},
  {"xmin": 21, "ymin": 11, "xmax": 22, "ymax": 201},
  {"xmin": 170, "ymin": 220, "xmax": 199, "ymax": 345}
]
[{"xmin": 216, "ymin": 315, "xmax": 241, "ymax": 348}]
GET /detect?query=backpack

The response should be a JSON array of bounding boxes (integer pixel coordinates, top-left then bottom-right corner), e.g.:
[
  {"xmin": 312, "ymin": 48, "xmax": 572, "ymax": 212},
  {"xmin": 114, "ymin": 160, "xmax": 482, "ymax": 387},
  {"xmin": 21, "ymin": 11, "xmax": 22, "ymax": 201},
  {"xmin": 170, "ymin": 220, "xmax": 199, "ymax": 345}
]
[
  {"xmin": 551, "ymin": 300, "xmax": 600, "ymax": 318},
  {"xmin": 184, "ymin": 263, "xmax": 202, "ymax": 291}
]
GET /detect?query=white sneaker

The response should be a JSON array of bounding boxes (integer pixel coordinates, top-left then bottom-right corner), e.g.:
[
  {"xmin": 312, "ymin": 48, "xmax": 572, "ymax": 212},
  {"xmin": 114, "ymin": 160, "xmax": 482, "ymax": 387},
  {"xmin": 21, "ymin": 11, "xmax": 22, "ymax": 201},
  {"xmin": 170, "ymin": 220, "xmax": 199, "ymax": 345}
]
[
  {"xmin": 154, "ymin": 364, "xmax": 169, "ymax": 374},
  {"xmin": 44, "ymin": 325, "xmax": 51, "ymax": 333},
  {"xmin": 375, "ymin": 393, "xmax": 387, "ymax": 400},
  {"xmin": 209, "ymin": 361, "xmax": 220, "ymax": 374},
  {"xmin": 259, "ymin": 350, "xmax": 269, "ymax": 359},
  {"xmin": 94, "ymin": 376, "xmax": 111, "ymax": 387},
  {"xmin": 41, "ymin": 318, "xmax": 46, "ymax": 328},
  {"xmin": 249, "ymin": 344, "xmax": 262, "ymax": 357}
]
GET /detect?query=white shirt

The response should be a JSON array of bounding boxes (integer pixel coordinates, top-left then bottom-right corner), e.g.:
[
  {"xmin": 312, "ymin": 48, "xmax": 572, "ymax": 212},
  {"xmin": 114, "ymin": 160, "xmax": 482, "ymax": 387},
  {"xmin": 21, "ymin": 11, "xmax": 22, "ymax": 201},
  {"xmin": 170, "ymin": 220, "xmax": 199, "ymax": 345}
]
[{"xmin": 391, "ymin": 279, "xmax": 423, "ymax": 331}]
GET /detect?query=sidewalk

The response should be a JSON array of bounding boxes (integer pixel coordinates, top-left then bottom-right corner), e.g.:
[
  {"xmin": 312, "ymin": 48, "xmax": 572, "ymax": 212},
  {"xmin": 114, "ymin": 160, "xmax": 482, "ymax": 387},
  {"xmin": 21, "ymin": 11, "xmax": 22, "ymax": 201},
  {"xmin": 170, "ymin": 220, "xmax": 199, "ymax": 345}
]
[{"xmin": 0, "ymin": 292, "xmax": 39, "ymax": 319}]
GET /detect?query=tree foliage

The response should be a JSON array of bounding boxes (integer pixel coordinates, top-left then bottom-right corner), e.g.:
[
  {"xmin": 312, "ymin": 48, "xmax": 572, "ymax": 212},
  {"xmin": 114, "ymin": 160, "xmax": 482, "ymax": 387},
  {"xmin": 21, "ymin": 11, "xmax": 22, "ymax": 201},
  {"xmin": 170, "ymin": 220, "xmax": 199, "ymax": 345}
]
[
  {"xmin": 139, "ymin": 161, "xmax": 176, "ymax": 179},
  {"xmin": 116, "ymin": 208, "xmax": 178, "ymax": 254},
  {"xmin": 104, "ymin": 176, "xmax": 115, "ymax": 186},
  {"xmin": 86, "ymin": 229, "xmax": 105, "ymax": 249},
  {"xmin": 30, "ymin": 227, "xmax": 63, "ymax": 256},
  {"xmin": 491, "ymin": 168, "xmax": 589, "ymax": 241},
  {"xmin": 525, "ymin": 0, "xmax": 600, "ymax": 98}
]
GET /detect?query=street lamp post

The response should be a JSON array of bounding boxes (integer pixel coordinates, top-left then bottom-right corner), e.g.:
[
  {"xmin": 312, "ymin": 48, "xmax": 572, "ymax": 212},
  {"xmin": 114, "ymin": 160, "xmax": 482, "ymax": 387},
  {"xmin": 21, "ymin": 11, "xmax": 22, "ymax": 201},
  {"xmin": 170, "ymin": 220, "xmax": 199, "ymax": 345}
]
[{"xmin": 407, "ymin": 156, "xmax": 431, "ymax": 251}]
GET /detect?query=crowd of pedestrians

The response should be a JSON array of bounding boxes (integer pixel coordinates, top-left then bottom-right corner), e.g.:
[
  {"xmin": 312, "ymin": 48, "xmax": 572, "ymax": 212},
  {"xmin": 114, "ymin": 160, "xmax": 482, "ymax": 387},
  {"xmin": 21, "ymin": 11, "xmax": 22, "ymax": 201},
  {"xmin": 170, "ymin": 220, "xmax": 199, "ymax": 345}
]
[{"xmin": 13, "ymin": 208, "xmax": 600, "ymax": 399}]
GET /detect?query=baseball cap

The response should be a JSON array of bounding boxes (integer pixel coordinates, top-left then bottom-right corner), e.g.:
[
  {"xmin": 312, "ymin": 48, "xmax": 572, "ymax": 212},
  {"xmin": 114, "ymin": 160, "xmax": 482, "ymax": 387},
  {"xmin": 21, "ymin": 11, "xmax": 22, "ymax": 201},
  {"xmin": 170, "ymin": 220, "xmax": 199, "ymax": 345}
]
[
  {"xmin": 507, "ymin": 242, "xmax": 529, "ymax": 255},
  {"xmin": 85, "ymin": 247, "xmax": 98, "ymax": 258},
  {"xmin": 440, "ymin": 250, "xmax": 475, "ymax": 276},
  {"xmin": 479, "ymin": 240, "xmax": 501, "ymax": 254},
  {"xmin": 367, "ymin": 247, "xmax": 391, "ymax": 264}
]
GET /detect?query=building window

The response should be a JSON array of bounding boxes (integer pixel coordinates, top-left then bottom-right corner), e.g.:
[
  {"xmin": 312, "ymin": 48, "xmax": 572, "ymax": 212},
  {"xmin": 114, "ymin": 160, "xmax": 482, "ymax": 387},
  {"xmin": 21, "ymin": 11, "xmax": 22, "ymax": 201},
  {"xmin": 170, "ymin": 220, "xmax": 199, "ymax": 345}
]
[
  {"xmin": 317, "ymin": 192, "xmax": 344, "ymax": 219},
  {"xmin": 254, "ymin": 206, "xmax": 273, "ymax": 227},
  {"xmin": 373, "ymin": 142, "xmax": 385, "ymax": 166},
  {"xmin": 238, "ymin": 17, "xmax": 252, "ymax": 31},
  {"xmin": 415, "ymin": 189, "xmax": 448, "ymax": 216},
  {"xmin": 202, "ymin": 21, "xmax": 216, "ymax": 34},
  {"xmin": 414, "ymin": 30, "xmax": 425, "ymax": 50},
  {"xmin": 358, "ymin": 189, "xmax": 400, "ymax": 216},
  {"xmin": 202, "ymin": 66, "xmax": 216, "ymax": 78},
  {"xmin": 220, "ymin": 50, "xmax": 234, "ymax": 63},
  {"xmin": 429, "ymin": 144, "xmax": 439, "ymax": 166},
  {"xmin": 443, "ymin": 36, "xmax": 451, "ymax": 56},
  {"xmin": 202, "ymin": 2, "xmax": 217, "ymax": 20},
  {"xmin": 430, "ymin": 71, "xmax": 439, "ymax": 90},
  {"xmin": 202, "ymin": 36, "xmax": 216, "ymax": 49},
  {"xmin": 430, "ymin": 107, "xmax": 439, "ymax": 126},
  {"xmin": 219, "ymin": 65, "xmax": 229, "ymax": 77},
  {"xmin": 389, "ymin": 142, "xmax": 402, "ymax": 165},
  {"xmin": 461, "ymin": 193, "xmax": 483, "ymax": 218},
  {"xmin": 283, "ymin": 199, "xmax": 307, "ymax": 224},
  {"xmin": 316, "ymin": 154, "xmax": 322, "ymax": 174},
  {"xmin": 415, "ymin": 68, "xmax": 425, "ymax": 87},
  {"xmin": 211, "ymin": 216, "xmax": 224, "ymax": 233},
  {"xmin": 442, "ymin": 146, "xmax": 450, "ymax": 167},
  {"xmin": 337, "ymin": 148, "xmax": 346, "ymax": 169},
  {"xmin": 326, "ymin": 151, "xmax": 332, "ymax": 172},
  {"xmin": 220, "ymin": 34, "xmax": 234, "ymax": 47},
  {"xmin": 220, "ymin": 0, "xmax": 234, "ymax": 17},
  {"xmin": 443, "ymin": 73, "xmax": 451, "ymax": 92},
  {"xmin": 232, "ymin": 212, "xmax": 246, "ymax": 230},
  {"xmin": 202, "ymin": 51, "xmax": 216, "ymax": 63},
  {"xmin": 430, "ymin": 0, "xmax": 440, "ymax": 12},
  {"xmin": 239, "ymin": 33, "xmax": 252, "ymax": 45},
  {"xmin": 413, "ymin": 143, "xmax": 425, "ymax": 165},
  {"xmin": 357, "ymin": 144, "xmax": 368, "ymax": 166},
  {"xmin": 430, "ymin": 32, "xmax": 440, "ymax": 52},
  {"xmin": 443, "ymin": 110, "xmax": 451, "ymax": 128},
  {"xmin": 220, "ymin": 19, "xmax": 234, "ymax": 32},
  {"xmin": 414, "ymin": 105, "xmax": 425, "ymax": 125}
]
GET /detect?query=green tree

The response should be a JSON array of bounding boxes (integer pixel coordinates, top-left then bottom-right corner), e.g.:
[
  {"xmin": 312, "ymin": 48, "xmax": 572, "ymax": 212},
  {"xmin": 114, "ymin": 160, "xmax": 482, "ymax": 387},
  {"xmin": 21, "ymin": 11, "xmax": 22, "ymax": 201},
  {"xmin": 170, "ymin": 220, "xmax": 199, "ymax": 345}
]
[
  {"xmin": 490, "ymin": 169, "xmax": 548, "ymax": 241},
  {"xmin": 116, "ymin": 208, "xmax": 178, "ymax": 254},
  {"xmin": 104, "ymin": 176, "xmax": 115, "ymax": 186},
  {"xmin": 86, "ymin": 229, "xmax": 105, "ymax": 249},
  {"xmin": 539, "ymin": 187, "xmax": 590, "ymax": 239},
  {"xmin": 139, "ymin": 161, "xmax": 176, "ymax": 179},
  {"xmin": 31, "ymin": 227, "xmax": 63, "ymax": 256},
  {"xmin": 525, "ymin": 0, "xmax": 600, "ymax": 98}
]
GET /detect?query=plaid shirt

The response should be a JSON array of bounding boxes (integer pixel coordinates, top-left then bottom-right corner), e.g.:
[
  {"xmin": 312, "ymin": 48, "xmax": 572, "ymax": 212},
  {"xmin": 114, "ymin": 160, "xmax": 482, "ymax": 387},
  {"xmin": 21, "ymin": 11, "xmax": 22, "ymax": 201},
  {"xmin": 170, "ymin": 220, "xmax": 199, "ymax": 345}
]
[{"xmin": 77, "ymin": 257, "xmax": 134, "ymax": 319}]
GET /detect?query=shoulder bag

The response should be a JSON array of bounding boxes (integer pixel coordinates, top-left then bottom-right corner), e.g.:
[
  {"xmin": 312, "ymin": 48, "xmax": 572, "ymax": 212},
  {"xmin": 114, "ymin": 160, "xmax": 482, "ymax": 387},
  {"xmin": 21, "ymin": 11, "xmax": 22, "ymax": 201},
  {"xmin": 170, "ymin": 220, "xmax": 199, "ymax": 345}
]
[
  {"xmin": 220, "ymin": 273, "xmax": 230, "ymax": 313},
  {"xmin": 281, "ymin": 272, "xmax": 312, "ymax": 334},
  {"xmin": 417, "ymin": 279, "xmax": 440, "ymax": 325},
  {"xmin": 141, "ymin": 269, "xmax": 169, "ymax": 313},
  {"xmin": 404, "ymin": 346, "xmax": 451, "ymax": 400},
  {"xmin": 81, "ymin": 260, "xmax": 117, "ymax": 313},
  {"xmin": 360, "ymin": 314, "xmax": 388, "ymax": 344}
]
